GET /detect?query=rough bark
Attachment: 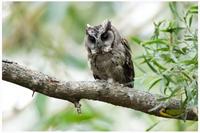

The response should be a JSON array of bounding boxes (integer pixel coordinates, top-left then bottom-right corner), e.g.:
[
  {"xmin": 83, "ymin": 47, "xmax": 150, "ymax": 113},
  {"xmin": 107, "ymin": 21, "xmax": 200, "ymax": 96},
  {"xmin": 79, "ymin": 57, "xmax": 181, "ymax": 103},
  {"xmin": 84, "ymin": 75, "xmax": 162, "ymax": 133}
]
[{"xmin": 2, "ymin": 59, "xmax": 198, "ymax": 121}]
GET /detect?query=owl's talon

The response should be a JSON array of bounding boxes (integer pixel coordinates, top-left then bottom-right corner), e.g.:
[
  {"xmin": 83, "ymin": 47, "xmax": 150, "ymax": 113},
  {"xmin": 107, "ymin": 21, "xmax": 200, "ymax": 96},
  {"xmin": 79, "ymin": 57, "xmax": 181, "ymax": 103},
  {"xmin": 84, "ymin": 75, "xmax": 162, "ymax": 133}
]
[
  {"xmin": 120, "ymin": 83, "xmax": 124, "ymax": 87},
  {"xmin": 95, "ymin": 79, "xmax": 101, "ymax": 82},
  {"xmin": 108, "ymin": 78, "xmax": 114, "ymax": 83}
]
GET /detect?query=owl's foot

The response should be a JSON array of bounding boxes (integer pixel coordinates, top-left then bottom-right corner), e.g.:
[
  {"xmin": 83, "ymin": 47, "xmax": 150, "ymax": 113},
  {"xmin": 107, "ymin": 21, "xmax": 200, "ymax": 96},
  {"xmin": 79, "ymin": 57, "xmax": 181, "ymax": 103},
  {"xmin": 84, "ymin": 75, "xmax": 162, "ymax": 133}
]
[
  {"xmin": 108, "ymin": 78, "xmax": 114, "ymax": 83},
  {"xmin": 107, "ymin": 79, "xmax": 124, "ymax": 87}
]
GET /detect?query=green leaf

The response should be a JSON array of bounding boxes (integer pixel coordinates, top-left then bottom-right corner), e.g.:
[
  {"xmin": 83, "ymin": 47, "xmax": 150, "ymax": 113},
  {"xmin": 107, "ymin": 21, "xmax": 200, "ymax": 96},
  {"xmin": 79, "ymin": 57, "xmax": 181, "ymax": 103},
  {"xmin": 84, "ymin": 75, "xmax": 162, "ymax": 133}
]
[
  {"xmin": 189, "ymin": 15, "xmax": 193, "ymax": 27},
  {"xmin": 142, "ymin": 39, "xmax": 168, "ymax": 46},
  {"xmin": 186, "ymin": 5, "xmax": 198, "ymax": 16},
  {"xmin": 163, "ymin": 74, "xmax": 175, "ymax": 84},
  {"xmin": 152, "ymin": 60, "xmax": 167, "ymax": 70},
  {"xmin": 174, "ymin": 47, "xmax": 186, "ymax": 54},
  {"xmin": 184, "ymin": 37, "xmax": 196, "ymax": 41},
  {"xmin": 163, "ymin": 76, "xmax": 170, "ymax": 94},
  {"xmin": 188, "ymin": 8, "xmax": 198, "ymax": 14},
  {"xmin": 143, "ymin": 56, "xmax": 158, "ymax": 73},
  {"xmin": 182, "ymin": 71, "xmax": 192, "ymax": 81},
  {"xmin": 158, "ymin": 88, "xmax": 181, "ymax": 101},
  {"xmin": 160, "ymin": 54, "xmax": 175, "ymax": 63},
  {"xmin": 190, "ymin": 5, "xmax": 198, "ymax": 10},
  {"xmin": 148, "ymin": 78, "xmax": 162, "ymax": 91},
  {"xmin": 164, "ymin": 86, "xmax": 169, "ymax": 95},
  {"xmin": 181, "ymin": 56, "xmax": 197, "ymax": 65},
  {"xmin": 161, "ymin": 27, "xmax": 184, "ymax": 33},
  {"xmin": 169, "ymin": 2, "xmax": 180, "ymax": 19},
  {"xmin": 131, "ymin": 36, "xmax": 142, "ymax": 44},
  {"xmin": 157, "ymin": 47, "xmax": 169, "ymax": 51}
]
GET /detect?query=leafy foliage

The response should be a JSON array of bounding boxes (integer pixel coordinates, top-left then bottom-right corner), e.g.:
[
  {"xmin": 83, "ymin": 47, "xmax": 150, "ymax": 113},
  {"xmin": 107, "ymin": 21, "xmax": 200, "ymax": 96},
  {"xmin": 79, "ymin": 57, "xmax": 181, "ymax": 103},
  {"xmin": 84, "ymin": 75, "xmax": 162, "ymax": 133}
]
[
  {"xmin": 131, "ymin": 3, "xmax": 198, "ymax": 112},
  {"xmin": 32, "ymin": 101, "xmax": 113, "ymax": 131}
]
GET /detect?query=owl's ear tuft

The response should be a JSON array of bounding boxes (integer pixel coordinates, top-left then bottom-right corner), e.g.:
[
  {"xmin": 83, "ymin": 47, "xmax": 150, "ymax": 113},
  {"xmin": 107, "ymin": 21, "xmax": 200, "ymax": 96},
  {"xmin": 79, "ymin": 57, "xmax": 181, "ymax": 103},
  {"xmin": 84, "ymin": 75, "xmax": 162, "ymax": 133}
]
[
  {"xmin": 86, "ymin": 24, "xmax": 93, "ymax": 35},
  {"xmin": 104, "ymin": 20, "xmax": 111, "ymax": 31}
]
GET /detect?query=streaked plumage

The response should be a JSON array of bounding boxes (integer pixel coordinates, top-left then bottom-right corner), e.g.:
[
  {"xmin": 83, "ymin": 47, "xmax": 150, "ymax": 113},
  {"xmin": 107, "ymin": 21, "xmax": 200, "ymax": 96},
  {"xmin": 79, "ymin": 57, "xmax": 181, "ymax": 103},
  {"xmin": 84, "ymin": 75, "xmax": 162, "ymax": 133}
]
[{"xmin": 85, "ymin": 20, "xmax": 134, "ymax": 87}]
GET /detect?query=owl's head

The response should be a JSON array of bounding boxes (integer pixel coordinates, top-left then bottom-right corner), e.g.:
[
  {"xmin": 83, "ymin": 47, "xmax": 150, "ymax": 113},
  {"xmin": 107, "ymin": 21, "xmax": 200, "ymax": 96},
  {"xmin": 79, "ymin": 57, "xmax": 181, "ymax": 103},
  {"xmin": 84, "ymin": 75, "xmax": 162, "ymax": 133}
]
[{"xmin": 85, "ymin": 20, "xmax": 116, "ymax": 54}]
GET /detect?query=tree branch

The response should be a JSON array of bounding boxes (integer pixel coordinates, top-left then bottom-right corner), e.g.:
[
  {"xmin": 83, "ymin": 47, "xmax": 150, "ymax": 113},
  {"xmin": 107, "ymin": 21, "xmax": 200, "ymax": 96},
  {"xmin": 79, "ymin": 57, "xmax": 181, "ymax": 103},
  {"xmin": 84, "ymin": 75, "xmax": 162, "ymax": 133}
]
[{"xmin": 2, "ymin": 59, "xmax": 198, "ymax": 121}]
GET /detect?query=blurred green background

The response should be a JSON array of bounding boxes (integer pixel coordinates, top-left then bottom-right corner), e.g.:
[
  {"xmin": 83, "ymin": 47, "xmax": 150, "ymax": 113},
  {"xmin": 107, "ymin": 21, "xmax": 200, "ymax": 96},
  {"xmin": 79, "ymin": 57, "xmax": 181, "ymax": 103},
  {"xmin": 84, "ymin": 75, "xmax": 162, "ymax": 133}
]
[{"xmin": 2, "ymin": 1, "xmax": 198, "ymax": 131}]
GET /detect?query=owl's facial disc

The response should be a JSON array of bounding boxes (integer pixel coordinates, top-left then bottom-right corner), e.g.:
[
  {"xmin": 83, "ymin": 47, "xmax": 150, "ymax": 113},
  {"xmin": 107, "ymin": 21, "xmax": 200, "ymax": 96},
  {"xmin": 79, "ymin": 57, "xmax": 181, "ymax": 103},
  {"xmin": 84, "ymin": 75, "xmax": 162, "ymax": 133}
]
[
  {"xmin": 85, "ymin": 20, "xmax": 113, "ymax": 54},
  {"xmin": 100, "ymin": 30, "xmax": 114, "ymax": 53}
]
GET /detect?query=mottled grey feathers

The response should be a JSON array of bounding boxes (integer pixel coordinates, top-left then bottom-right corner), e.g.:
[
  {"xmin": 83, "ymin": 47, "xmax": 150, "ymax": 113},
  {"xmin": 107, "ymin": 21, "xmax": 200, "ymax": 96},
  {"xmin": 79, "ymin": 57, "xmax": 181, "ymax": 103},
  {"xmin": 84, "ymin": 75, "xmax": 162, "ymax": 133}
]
[{"xmin": 85, "ymin": 20, "xmax": 134, "ymax": 87}]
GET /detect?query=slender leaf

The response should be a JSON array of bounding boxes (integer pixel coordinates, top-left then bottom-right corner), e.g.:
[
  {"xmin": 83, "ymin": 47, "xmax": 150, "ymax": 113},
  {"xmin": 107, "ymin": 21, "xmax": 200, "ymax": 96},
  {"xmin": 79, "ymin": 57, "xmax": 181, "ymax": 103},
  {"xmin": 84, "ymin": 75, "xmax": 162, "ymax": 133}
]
[
  {"xmin": 143, "ymin": 56, "xmax": 158, "ymax": 73},
  {"xmin": 157, "ymin": 47, "xmax": 169, "ymax": 51},
  {"xmin": 169, "ymin": 2, "xmax": 180, "ymax": 19},
  {"xmin": 189, "ymin": 15, "xmax": 193, "ymax": 27},
  {"xmin": 152, "ymin": 60, "xmax": 167, "ymax": 70},
  {"xmin": 142, "ymin": 39, "xmax": 168, "ymax": 46},
  {"xmin": 146, "ymin": 121, "xmax": 160, "ymax": 131},
  {"xmin": 158, "ymin": 88, "xmax": 181, "ymax": 101},
  {"xmin": 148, "ymin": 78, "xmax": 162, "ymax": 91}
]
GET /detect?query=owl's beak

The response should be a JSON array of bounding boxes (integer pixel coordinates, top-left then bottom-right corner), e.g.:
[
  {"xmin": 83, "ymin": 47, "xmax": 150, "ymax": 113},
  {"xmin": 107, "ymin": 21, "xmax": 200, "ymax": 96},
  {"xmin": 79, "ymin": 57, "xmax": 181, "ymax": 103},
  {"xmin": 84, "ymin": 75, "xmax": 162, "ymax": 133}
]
[{"xmin": 96, "ymin": 42, "xmax": 102, "ymax": 49}]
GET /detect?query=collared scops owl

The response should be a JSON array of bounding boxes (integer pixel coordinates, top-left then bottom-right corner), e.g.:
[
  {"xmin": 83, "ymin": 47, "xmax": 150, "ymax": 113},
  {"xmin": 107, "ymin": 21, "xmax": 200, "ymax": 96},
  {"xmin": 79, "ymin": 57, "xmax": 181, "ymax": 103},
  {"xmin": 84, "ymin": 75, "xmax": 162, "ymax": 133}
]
[{"xmin": 85, "ymin": 20, "xmax": 135, "ymax": 87}]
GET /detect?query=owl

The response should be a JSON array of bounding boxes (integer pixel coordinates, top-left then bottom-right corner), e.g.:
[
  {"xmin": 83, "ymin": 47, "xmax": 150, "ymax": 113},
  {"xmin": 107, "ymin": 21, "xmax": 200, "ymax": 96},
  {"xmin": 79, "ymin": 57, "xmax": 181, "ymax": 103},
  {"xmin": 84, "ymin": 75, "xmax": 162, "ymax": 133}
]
[{"xmin": 85, "ymin": 20, "xmax": 135, "ymax": 87}]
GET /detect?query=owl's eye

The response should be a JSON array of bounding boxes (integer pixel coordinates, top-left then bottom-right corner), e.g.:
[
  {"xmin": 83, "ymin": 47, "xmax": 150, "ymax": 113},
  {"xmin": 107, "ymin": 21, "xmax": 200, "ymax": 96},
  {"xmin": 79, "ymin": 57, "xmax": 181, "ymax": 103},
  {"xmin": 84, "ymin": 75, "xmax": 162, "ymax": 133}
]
[
  {"xmin": 101, "ymin": 32, "xmax": 109, "ymax": 41},
  {"xmin": 88, "ymin": 36, "xmax": 96, "ymax": 43}
]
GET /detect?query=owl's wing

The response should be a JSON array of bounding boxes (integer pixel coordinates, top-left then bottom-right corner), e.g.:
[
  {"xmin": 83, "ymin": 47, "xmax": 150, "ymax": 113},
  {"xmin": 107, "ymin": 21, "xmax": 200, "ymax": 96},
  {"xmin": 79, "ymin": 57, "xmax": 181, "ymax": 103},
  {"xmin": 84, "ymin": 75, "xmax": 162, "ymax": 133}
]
[
  {"xmin": 121, "ymin": 38, "xmax": 135, "ymax": 87},
  {"xmin": 121, "ymin": 38, "xmax": 132, "ymax": 51}
]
